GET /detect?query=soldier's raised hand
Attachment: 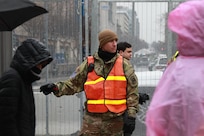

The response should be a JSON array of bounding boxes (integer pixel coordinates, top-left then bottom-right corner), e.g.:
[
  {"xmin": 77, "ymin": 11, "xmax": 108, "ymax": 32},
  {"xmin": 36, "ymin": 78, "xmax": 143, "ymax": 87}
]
[{"xmin": 40, "ymin": 83, "xmax": 58, "ymax": 95}]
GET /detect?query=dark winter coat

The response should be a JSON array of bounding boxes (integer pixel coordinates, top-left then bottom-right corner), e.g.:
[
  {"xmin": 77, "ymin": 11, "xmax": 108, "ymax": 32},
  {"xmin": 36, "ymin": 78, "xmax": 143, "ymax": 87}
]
[{"xmin": 0, "ymin": 39, "xmax": 53, "ymax": 136}]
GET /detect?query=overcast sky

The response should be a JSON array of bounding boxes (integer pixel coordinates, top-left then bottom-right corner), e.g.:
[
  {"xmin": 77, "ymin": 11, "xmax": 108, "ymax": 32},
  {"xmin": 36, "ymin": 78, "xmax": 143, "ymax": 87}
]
[{"xmin": 117, "ymin": 2, "xmax": 168, "ymax": 44}]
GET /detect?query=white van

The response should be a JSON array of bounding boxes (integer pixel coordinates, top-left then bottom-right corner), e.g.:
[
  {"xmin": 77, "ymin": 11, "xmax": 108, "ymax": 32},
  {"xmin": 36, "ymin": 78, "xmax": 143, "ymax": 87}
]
[{"xmin": 152, "ymin": 54, "xmax": 168, "ymax": 71}]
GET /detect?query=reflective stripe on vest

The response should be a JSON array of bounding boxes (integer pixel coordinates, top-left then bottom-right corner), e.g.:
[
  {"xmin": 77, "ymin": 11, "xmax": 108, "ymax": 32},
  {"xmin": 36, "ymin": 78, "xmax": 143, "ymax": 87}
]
[
  {"xmin": 85, "ymin": 76, "xmax": 126, "ymax": 85},
  {"xmin": 84, "ymin": 56, "xmax": 127, "ymax": 113},
  {"xmin": 87, "ymin": 99, "xmax": 126, "ymax": 105},
  {"xmin": 173, "ymin": 51, "xmax": 179, "ymax": 61}
]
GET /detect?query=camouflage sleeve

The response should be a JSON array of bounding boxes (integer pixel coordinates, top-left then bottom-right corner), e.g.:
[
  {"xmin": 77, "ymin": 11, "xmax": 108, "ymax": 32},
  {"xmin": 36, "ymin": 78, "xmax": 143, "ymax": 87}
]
[
  {"xmin": 53, "ymin": 59, "xmax": 88, "ymax": 97},
  {"xmin": 123, "ymin": 59, "xmax": 139, "ymax": 118}
]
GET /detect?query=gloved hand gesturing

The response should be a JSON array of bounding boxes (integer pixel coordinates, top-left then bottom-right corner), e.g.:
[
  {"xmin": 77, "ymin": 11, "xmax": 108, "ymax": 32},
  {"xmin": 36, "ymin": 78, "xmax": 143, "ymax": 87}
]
[
  {"xmin": 139, "ymin": 93, "xmax": 150, "ymax": 105},
  {"xmin": 40, "ymin": 83, "xmax": 59, "ymax": 95},
  {"xmin": 123, "ymin": 111, "xmax": 136, "ymax": 135}
]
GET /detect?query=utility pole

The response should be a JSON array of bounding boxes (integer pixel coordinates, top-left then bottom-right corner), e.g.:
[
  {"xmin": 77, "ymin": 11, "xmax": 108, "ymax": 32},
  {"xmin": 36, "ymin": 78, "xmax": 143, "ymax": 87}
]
[{"xmin": 0, "ymin": 32, "xmax": 12, "ymax": 76}]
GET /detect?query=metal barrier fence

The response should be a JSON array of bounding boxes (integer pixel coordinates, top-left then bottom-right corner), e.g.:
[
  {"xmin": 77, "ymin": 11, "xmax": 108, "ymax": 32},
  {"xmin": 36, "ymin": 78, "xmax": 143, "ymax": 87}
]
[
  {"xmin": 34, "ymin": 91, "xmax": 81, "ymax": 136},
  {"xmin": 11, "ymin": 0, "xmax": 185, "ymax": 135}
]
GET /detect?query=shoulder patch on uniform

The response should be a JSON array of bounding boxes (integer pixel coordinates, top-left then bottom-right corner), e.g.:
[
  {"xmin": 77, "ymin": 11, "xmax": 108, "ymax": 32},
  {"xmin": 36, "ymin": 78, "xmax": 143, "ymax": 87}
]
[
  {"xmin": 128, "ymin": 74, "xmax": 138, "ymax": 88},
  {"xmin": 130, "ymin": 75, "xmax": 137, "ymax": 85}
]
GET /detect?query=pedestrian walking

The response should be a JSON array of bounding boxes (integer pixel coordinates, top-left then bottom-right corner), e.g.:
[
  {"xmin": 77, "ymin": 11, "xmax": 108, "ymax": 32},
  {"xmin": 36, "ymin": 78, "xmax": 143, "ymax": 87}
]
[{"xmin": 0, "ymin": 38, "xmax": 53, "ymax": 136}]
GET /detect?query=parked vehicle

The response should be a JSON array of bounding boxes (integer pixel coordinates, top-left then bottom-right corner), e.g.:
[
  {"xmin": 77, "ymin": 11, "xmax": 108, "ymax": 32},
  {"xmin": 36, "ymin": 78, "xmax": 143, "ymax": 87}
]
[
  {"xmin": 152, "ymin": 55, "xmax": 168, "ymax": 71},
  {"xmin": 148, "ymin": 59, "xmax": 157, "ymax": 71},
  {"xmin": 135, "ymin": 56, "xmax": 149, "ymax": 66}
]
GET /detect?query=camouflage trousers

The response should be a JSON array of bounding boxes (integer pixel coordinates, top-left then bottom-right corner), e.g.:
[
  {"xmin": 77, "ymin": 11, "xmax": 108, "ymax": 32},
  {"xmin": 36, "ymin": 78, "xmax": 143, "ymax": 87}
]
[{"xmin": 79, "ymin": 112, "xmax": 124, "ymax": 136}]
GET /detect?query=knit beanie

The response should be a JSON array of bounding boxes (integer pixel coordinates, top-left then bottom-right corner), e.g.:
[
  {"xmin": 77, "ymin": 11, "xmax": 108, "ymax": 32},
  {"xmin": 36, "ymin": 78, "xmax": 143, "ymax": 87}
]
[{"xmin": 98, "ymin": 29, "xmax": 118, "ymax": 48}]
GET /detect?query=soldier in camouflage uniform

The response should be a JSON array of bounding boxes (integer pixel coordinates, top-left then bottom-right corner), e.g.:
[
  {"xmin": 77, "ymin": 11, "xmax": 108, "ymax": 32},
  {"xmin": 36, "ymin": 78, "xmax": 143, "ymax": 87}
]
[{"xmin": 40, "ymin": 29, "xmax": 139, "ymax": 136}]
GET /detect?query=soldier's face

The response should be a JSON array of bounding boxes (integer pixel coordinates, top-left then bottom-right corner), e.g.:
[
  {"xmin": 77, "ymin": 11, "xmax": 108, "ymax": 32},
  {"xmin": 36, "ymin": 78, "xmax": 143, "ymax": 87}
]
[
  {"xmin": 121, "ymin": 47, "xmax": 132, "ymax": 60},
  {"xmin": 101, "ymin": 39, "xmax": 117, "ymax": 53}
]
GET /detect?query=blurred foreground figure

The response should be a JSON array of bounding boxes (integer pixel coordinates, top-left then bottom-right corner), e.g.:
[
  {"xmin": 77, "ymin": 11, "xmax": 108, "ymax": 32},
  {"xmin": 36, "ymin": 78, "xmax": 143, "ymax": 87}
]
[
  {"xmin": 0, "ymin": 39, "xmax": 53, "ymax": 136},
  {"xmin": 146, "ymin": 1, "xmax": 204, "ymax": 136}
]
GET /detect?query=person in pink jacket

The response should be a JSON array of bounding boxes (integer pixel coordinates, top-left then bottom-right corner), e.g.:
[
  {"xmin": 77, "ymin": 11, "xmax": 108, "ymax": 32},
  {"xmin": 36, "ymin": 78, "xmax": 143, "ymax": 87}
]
[{"xmin": 145, "ymin": 1, "xmax": 204, "ymax": 136}]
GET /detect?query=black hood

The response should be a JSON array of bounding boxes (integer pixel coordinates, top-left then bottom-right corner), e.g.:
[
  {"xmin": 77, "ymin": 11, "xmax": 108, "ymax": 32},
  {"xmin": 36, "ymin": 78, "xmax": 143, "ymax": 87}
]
[{"xmin": 10, "ymin": 38, "xmax": 53, "ymax": 82}]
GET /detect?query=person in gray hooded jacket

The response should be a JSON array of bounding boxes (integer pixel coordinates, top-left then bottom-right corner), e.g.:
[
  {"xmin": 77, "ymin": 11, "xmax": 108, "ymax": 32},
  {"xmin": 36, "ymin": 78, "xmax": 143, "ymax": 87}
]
[{"xmin": 0, "ymin": 38, "xmax": 53, "ymax": 136}]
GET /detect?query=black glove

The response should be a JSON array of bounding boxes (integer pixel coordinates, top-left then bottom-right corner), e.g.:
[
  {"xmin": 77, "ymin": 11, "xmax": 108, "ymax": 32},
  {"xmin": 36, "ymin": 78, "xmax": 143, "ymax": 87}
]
[
  {"xmin": 123, "ymin": 111, "xmax": 136, "ymax": 135},
  {"xmin": 139, "ymin": 93, "xmax": 149, "ymax": 105},
  {"xmin": 40, "ymin": 83, "xmax": 58, "ymax": 95}
]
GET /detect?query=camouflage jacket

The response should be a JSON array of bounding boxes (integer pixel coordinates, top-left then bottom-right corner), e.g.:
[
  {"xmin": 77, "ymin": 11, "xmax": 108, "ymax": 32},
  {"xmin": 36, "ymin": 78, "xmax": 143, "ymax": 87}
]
[{"xmin": 54, "ymin": 52, "xmax": 139, "ymax": 118}]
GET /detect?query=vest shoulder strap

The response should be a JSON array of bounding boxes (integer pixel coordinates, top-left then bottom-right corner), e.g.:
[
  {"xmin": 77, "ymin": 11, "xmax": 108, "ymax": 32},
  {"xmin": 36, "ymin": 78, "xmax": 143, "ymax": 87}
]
[
  {"xmin": 87, "ymin": 56, "xmax": 94, "ymax": 64},
  {"xmin": 87, "ymin": 56, "xmax": 94, "ymax": 72}
]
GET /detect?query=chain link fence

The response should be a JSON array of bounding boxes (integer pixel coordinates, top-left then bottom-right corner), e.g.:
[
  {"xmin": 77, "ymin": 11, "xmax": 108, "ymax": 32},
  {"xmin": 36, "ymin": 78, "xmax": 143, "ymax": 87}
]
[{"xmin": 11, "ymin": 0, "xmax": 185, "ymax": 135}]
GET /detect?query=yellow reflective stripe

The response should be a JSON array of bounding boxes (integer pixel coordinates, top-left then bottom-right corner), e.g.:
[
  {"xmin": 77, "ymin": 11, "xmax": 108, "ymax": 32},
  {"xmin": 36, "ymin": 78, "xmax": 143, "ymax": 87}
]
[
  {"xmin": 105, "ymin": 99, "xmax": 126, "ymax": 104},
  {"xmin": 173, "ymin": 51, "xmax": 179, "ymax": 61},
  {"xmin": 106, "ymin": 76, "xmax": 126, "ymax": 81},
  {"xmin": 85, "ymin": 77, "xmax": 105, "ymax": 85},
  {"xmin": 87, "ymin": 99, "xmax": 104, "ymax": 104},
  {"xmin": 87, "ymin": 99, "xmax": 126, "ymax": 105},
  {"xmin": 85, "ymin": 76, "xmax": 126, "ymax": 85}
]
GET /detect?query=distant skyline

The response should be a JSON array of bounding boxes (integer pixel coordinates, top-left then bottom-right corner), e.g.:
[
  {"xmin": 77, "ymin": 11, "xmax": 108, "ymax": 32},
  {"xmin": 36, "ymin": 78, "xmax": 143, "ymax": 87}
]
[{"xmin": 117, "ymin": 2, "xmax": 168, "ymax": 44}]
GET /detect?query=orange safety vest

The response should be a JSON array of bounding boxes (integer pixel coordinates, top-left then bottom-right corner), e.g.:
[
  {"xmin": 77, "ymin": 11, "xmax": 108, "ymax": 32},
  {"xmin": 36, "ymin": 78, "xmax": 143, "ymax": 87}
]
[{"xmin": 84, "ymin": 56, "xmax": 127, "ymax": 113}]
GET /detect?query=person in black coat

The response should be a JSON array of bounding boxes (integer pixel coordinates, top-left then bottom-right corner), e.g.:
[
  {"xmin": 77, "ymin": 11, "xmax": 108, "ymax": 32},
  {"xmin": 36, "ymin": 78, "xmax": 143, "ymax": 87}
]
[{"xmin": 0, "ymin": 38, "xmax": 53, "ymax": 136}]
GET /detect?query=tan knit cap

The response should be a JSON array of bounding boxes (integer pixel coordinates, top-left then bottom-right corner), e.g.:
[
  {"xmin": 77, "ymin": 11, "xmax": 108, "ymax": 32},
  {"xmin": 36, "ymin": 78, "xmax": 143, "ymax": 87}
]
[{"xmin": 98, "ymin": 29, "xmax": 118, "ymax": 48}]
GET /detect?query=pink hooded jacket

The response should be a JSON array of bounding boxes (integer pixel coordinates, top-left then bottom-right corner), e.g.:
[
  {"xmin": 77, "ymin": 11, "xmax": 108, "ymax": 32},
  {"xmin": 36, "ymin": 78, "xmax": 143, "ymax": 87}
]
[{"xmin": 146, "ymin": 1, "xmax": 204, "ymax": 136}]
